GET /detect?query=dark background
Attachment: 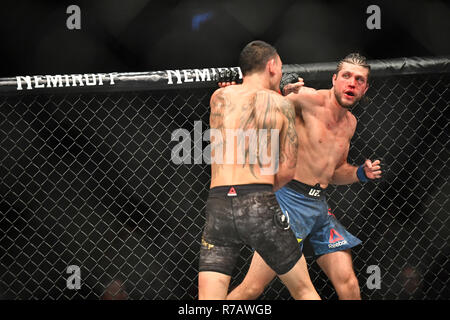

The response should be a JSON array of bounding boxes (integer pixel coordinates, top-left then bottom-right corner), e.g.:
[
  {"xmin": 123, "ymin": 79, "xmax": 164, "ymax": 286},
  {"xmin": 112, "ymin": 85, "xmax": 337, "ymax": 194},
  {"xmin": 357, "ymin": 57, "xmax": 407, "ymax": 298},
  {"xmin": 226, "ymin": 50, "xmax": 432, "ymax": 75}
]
[
  {"xmin": 0, "ymin": 0, "xmax": 449, "ymax": 77},
  {"xmin": 0, "ymin": 0, "xmax": 449, "ymax": 300}
]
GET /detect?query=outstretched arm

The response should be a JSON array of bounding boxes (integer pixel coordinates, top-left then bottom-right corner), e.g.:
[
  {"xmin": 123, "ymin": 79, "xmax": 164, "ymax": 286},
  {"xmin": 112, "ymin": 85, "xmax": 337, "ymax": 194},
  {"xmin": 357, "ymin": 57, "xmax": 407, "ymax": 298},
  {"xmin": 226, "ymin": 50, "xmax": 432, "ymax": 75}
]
[
  {"xmin": 282, "ymin": 77, "xmax": 304, "ymax": 95},
  {"xmin": 286, "ymin": 85, "xmax": 325, "ymax": 116}
]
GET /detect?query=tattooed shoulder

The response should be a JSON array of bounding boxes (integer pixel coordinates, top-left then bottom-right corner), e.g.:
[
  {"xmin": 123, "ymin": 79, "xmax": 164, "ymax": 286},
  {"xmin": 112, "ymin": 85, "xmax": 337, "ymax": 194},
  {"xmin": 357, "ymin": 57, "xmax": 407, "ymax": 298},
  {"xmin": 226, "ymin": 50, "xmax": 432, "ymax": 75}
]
[
  {"xmin": 210, "ymin": 89, "xmax": 230, "ymax": 129},
  {"xmin": 210, "ymin": 90, "xmax": 230, "ymax": 112},
  {"xmin": 279, "ymin": 97, "xmax": 296, "ymax": 123}
]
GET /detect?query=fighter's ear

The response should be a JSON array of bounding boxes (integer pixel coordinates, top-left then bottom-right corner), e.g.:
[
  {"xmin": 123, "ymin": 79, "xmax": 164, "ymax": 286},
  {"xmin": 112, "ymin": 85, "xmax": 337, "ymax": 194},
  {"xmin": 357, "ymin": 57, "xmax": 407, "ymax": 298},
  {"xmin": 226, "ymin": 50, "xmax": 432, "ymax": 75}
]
[
  {"xmin": 267, "ymin": 58, "xmax": 276, "ymax": 74},
  {"xmin": 332, "ymin": 73, "xmax": 337, "ymax": 86},
  {"xmin": 363, "ymin": 82, "xmax": 369, "ymax": 95}
]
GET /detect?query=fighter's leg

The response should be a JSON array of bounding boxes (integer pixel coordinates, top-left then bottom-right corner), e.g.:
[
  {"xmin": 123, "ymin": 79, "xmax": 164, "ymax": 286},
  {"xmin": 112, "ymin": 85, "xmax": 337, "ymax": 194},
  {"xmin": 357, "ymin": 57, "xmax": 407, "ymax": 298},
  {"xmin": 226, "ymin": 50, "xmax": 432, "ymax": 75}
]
[
  {"xmin": 198, "ymin": 190, "xmax": 240, "ymax": 300},
  {"xmin": 198, "ymin": 271, "xmax": 231, "ymax": 300},
  {"xmin": 227, "ymin": 252, "xmax": 276, "ymax": 300},
  {"xmin": 278, "ymin": 254, "xmax": 321, "ymax": 300},
  {"xmin": 235, "ymin": 191, "xmax": 319, "ymax": 300},
  {"xmin": 316, "ymin": 249, "xmax": 361, "ymax": 300}
]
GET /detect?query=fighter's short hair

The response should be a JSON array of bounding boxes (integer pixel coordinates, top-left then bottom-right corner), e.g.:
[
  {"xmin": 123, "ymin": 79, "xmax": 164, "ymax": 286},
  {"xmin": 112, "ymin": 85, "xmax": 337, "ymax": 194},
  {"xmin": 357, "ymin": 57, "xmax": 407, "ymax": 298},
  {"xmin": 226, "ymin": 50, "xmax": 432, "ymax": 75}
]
[{"xmin": 239, "ymin": 40, "xmax": 278, "ymax": 76}]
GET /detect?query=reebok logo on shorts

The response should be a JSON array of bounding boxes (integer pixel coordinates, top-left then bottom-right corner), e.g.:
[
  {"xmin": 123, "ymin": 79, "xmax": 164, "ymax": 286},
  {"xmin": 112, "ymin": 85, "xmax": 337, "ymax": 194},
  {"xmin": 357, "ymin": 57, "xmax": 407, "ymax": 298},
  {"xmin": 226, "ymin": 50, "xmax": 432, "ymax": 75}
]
[
  {"xmin": 329, "ymin": 228, "xmax": 344, "ymax": 242},
  {"xmin": 328, "ymin": 208, "xmax": 335, "ymax": 217},
  {"xmin": 328, "ymin": 228, "xmax": 348, "ymax": 248},
  {"xmin": 227, "ymin": 187, "xmax": 237, "ymax": 197}
]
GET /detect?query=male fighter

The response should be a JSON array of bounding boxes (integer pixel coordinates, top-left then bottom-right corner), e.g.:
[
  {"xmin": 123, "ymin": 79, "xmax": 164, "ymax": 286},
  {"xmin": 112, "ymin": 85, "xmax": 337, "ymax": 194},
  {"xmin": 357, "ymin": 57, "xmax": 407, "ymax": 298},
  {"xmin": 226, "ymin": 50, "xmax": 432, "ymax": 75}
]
[
  {"xmin": 227, "ymin": 53, "xmax": 382, "ymax": 300},
  {"xmin": 198, "ymin": 40, "xmax": 320, "ymax": 299}
]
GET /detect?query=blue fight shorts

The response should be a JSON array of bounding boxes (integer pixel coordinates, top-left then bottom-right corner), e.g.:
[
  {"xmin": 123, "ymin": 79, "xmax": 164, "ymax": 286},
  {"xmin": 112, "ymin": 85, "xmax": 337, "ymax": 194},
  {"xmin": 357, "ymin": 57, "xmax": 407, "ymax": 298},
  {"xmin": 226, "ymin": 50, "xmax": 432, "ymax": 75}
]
[{"xmin": 275, "ymin": 180, "xmax": 362, "ymax": 257}]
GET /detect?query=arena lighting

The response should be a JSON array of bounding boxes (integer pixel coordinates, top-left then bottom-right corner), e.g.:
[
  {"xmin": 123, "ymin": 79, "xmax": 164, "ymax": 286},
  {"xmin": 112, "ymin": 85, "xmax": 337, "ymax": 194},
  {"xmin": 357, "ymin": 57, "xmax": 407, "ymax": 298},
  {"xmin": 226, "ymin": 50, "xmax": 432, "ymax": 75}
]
[{"xmin": 192, "ymin": 12, "xmax": 213, "ymax": 31}]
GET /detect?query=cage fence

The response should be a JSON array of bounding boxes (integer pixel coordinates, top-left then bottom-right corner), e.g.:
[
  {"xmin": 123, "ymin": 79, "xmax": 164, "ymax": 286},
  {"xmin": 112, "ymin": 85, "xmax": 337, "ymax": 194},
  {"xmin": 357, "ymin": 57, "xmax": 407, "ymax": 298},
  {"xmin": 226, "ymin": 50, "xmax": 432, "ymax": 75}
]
[{"xmin": 0, "ymin": 57, "xmax": 449, "ymax": 299}]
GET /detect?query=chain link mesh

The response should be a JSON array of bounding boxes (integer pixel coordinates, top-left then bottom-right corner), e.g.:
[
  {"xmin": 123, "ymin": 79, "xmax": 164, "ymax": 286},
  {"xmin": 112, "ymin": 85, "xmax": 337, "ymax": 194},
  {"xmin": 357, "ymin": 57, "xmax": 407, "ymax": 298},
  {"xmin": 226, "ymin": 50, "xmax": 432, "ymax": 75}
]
[{"xmin": 0, "ymin": 70, "xmax": 449, "ymax": 299}]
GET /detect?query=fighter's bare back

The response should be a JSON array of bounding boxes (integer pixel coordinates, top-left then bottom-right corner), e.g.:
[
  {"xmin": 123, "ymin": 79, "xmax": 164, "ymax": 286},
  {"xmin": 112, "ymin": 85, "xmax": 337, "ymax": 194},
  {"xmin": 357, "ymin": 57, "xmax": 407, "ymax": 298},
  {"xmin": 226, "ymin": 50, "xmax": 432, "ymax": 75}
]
[{"xmin": 209, "ymin": 84, "xmax": 297, "ymax": 189}]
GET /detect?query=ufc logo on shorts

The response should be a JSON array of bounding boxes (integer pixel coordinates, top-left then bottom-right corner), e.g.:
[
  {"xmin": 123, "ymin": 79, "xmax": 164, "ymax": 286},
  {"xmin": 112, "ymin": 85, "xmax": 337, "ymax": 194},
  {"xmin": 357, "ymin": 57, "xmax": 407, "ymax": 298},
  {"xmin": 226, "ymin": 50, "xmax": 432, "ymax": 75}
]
[{"xmin": 308, "ymin": 189, "xmax": 321, "ymax": 197}]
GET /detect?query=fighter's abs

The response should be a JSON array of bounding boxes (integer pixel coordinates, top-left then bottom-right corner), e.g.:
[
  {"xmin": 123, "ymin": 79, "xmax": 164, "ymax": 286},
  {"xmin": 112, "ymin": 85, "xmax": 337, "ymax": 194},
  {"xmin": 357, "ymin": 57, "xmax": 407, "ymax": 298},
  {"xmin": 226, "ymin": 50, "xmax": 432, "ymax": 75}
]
[{"xmin": 294, "ymin": 115, "xmax": 351, "ymax": 186}]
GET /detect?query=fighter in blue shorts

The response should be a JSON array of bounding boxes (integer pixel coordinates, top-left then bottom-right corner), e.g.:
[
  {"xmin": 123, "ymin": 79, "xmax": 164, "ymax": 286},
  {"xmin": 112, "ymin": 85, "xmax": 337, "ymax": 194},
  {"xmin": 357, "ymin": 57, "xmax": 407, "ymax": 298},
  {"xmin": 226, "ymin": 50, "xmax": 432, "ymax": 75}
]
[
  {"xmin": 275, "ymin": 180, "xmax": 362, "ymax": 257},
  {"xmin": 227, "ymin": 53, "xmax": 382, "ymax": 300}
]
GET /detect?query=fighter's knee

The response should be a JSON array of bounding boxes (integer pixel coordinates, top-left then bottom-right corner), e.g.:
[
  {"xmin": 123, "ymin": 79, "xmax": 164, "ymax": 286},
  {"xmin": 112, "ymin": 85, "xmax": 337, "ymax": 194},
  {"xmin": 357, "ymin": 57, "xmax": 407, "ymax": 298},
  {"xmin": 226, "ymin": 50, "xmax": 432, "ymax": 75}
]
[
  {"xmin": 336, "ymin": 273, "xmax": 360, "ymax": 298},
  {"xmin": 243, "ymin": 282, "xmax": 265, "ymax": 299},
  {"xmin": 345, "ymin": 275, "xmax": 360, "ymax": 291},
  {"xmin": 227, "ymin": 279, "xmax": 266, "ymax": 300}
]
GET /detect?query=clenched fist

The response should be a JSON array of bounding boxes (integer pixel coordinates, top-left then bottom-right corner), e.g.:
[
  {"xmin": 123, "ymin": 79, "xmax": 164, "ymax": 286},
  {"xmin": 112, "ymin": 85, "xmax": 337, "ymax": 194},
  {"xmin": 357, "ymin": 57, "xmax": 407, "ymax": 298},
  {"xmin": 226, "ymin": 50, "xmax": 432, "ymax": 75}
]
[{"xmin": 362, "ymin": 159, "xmax": 382, "ymax": 180}]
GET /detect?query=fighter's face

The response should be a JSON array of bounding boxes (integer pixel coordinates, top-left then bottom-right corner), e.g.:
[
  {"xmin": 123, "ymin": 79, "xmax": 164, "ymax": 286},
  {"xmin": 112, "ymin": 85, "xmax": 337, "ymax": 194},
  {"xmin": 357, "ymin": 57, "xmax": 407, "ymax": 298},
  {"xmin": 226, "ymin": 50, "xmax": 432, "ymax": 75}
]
[{"xmin": 332, "ymin": 62, "xmax": 369, "ymax": 108}]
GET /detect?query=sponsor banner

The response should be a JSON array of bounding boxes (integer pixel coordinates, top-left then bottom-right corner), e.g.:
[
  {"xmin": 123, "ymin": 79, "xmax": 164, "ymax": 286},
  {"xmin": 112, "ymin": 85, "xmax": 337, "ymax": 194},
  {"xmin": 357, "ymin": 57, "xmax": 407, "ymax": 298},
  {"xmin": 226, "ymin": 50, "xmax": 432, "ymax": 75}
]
[{"xmin": 0, "ymin": 67, "xmax": 243, "ymax": 93}]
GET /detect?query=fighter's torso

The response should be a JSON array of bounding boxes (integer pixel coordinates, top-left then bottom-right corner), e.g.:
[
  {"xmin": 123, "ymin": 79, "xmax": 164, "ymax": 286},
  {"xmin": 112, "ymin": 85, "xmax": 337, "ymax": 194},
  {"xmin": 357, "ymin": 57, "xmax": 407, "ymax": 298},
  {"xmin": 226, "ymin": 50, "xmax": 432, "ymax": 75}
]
[
  {"xmin": 293, "ymin": 91, "xmax": 355, "ymax": 188},
  {"xmin": 209, "ymin": 85, "xmax": 283, "ymax": 188}
]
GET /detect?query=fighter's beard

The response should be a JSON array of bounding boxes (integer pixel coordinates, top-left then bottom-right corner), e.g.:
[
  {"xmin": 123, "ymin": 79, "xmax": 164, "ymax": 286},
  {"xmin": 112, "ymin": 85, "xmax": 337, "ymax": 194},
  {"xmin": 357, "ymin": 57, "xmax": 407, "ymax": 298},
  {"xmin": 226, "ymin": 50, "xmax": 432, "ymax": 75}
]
[{"xmin": 334, "ymin": 90, "xmax": 357, "ymax": 109}]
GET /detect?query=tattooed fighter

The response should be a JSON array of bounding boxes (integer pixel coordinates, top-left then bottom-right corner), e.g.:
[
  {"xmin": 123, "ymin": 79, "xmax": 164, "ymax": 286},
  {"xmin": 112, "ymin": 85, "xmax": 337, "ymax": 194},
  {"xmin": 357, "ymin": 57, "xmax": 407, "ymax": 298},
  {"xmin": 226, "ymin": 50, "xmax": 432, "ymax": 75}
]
[
  {"xmin": 228, "ymin": 53, "xmax": 382, "ymax": 300},
  {"xmin": 198, "ymin": 40, "xmax": 320, "ymax": 299}
]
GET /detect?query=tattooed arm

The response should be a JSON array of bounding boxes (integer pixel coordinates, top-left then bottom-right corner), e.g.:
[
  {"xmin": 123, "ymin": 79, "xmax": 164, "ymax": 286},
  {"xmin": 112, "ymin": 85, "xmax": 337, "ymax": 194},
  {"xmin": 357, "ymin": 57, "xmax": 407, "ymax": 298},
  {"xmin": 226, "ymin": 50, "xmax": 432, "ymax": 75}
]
[
  {"xmin": 273, "ymin": 96, "xmax": 298, "ymax": 191},
  {"xmin": 253, "ymin": 91, "xmax": 298, "ymax": 190},
  {"xmin": 209, "ymin": 89, "xmax": 227, "ymax": 181}
]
